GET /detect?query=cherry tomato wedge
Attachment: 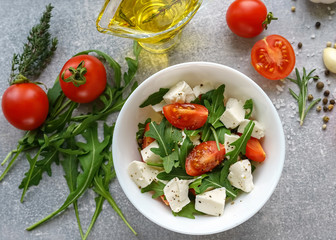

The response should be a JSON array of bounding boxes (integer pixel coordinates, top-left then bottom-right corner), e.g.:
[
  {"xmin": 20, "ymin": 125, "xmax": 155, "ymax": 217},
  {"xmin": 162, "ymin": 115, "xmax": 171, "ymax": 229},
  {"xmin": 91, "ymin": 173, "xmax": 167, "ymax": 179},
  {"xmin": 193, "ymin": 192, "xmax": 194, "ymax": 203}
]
[
  {"xmin": 163, "ymin": 103, "xmax": 208, "ymax": 130},
  {"xmin": 2, "ymin": 83, "xmax": 49, "ymax": 130},
  {"xmin": 246, "ymin": 137, "xmax": 266, "ymax": 162},
  {"xmin": 251, "ymin": 34, "xmax": 296, "ymax": 80},
  {"xmin": 142, "ymin": 122, "xmax": 155, "ymax": 149},
  {"xmin": 226, "ymin": 0, "xmax": 268, "ymax": 38},
  {"xmin": 185, "ymin": 141, "xmax": 226, "ymax": 176}
]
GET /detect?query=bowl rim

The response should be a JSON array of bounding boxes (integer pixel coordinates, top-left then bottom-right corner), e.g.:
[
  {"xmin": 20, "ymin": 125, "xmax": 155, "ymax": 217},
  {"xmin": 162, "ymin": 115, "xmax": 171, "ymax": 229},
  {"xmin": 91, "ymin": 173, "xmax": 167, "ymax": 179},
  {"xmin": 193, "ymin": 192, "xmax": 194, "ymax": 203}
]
[{"xmin": 112, "ymin": 61, "xmax": 285, "ymax": 235}]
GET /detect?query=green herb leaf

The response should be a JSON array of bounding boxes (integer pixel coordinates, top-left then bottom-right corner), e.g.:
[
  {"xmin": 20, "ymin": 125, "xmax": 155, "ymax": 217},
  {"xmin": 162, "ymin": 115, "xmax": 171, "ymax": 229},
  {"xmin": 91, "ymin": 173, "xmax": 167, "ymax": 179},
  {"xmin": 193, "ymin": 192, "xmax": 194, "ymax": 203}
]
[
  {"xmin": 243, "ymin": 99, "xmax": 253, "ymax": 119},
  {"xmin": 141, "ymin": 181, "xmax": 166, "ymax": 198},
  {"xmin": 178, "ymin": 135, "xmax": 194, "ymax": 169},
  {"xmin": 139, "ymin": 88, "xmax": 169, "ymax": 108},
  {"xmin": 172, "ymin": 201, "xmax": 203, "ymax": 219},
  {"xmin": 157, "ymin": 167, "xmax": 194, "ymax": 181},
  {"xmin": 136, "ymin": 118, "xmax": 151, "ymax": 145}
]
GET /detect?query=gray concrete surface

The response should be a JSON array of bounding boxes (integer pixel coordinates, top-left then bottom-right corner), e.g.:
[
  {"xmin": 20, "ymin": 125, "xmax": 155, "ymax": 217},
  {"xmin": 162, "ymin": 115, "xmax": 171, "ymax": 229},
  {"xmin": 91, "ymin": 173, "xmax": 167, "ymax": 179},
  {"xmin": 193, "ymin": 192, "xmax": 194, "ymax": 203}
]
[{"xmin": 1, "ymin": 0, "xmax": 336, "ymax": 239}]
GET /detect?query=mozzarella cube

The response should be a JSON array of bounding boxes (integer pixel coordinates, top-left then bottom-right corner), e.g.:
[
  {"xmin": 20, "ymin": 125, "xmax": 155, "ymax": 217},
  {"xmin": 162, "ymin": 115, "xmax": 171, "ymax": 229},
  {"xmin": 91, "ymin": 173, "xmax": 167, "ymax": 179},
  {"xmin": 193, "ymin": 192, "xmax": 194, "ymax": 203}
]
[
  {"xmin": 220, "ymin": 98, "xmax": 245, "ymax": 129},
  {"xmin": 224, "ymin": 134, "xmax": 240, "ymax": 154},
  {"xmin": 237, "ymin": 119, "xmax": 265, "ymax": 139},
  {"xmin": 140, "ymin": 141, "xmax": 162, "ymax": 164},
  {"xmin": 163, "ymin": 81, "xmax": 196, "ymax": 104},
  {"xmin": 151, "ymin": 101, "xmax": 166, "ymax": 113},
  {"xmin": 181, "ymin": 131, "xmax": 201, "ymax": 146},
  {"xmin": 195, "ymin": 187, "xmax": 226, "ymax": 216},
  {"xmin": 228, "ymin": 159, "xmax": 254, "ymax": 192},
  {"xmin": 193, "ymin": 82, "xmax": 214, "ymax": 98},
  {"xmin": 163, "ymin": 177, "xmax": 193, "ymax": 212},
  {"xmin": 128, "ymin": 161, "xmax": 160, "ymax": 188}
]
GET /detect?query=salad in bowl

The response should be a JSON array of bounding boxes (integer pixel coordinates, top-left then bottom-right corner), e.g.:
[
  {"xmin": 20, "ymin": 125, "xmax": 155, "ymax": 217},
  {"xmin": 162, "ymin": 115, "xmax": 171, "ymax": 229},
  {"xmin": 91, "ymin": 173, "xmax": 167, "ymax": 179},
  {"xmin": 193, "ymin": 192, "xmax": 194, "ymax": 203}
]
[{"xmin": 112, "ymin": 62, "xmax": 285, "ymax": 235}]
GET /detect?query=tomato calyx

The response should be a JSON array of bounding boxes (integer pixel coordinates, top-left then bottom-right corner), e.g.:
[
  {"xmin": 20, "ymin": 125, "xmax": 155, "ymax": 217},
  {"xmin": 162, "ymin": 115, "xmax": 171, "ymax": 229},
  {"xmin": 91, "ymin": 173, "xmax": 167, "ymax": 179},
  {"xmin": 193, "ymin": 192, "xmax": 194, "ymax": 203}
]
[
  {"xmin": 61, "ymin": 60, "xmax": 87, "ymax": 87},
  {"xmin": 262, "ymin": 12, "xmax": 277, "ymax": 30}
]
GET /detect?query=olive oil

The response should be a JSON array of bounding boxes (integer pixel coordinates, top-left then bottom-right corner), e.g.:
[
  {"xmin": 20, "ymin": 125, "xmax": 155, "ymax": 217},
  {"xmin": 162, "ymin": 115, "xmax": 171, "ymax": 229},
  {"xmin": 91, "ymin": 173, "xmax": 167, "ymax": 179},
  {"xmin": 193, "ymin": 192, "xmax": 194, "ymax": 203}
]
[{"xmin": 108, "ymin": 0, "xmax": 200, "ymax": 42}]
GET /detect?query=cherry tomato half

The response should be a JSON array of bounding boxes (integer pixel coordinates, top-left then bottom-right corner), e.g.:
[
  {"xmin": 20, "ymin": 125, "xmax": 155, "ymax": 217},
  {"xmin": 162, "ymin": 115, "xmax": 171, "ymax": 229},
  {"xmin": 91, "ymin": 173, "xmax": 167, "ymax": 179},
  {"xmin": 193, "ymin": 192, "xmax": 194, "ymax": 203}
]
[
  {"xmin": 163, "ymin": 103, "xmax": 208, "ymax": 130},
  {"xmin": 185, "ymin": 141, "xmax": 226, "ymax": 176},
  {"xmin": 226, "ymin": 0, "xmax": 268, "ymax": 38},
  {"xmin": 246, "ymin": 137, "xmax": 266, "ymax": 162},
  {"xmin": 142, "ymin": 122, "xmax": 155, "ymax": 149},
  {"xmin": 251, "ymin": 34, "xmax": 296, "ymax": 80},
  {"xmin": 59, "ymin": 55, "xmax": 106, "ymax": 103},
  {"xmin": 2, "ymin": 83, "xmax": 49, "ymax": 130}
]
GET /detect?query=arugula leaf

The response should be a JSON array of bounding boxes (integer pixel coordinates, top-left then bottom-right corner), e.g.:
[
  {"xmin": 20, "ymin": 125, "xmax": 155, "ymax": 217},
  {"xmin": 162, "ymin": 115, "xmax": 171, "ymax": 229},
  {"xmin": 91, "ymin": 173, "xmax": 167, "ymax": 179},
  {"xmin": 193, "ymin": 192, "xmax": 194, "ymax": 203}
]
[
  {"xmin": 141, "ymin": 181, "xmax": 166, "ymax": 198},
  {"xmin": 208, "ymin": 126, "xmax": 231, "ymax": 144},
  {"xmin": 172, "ymin": 201, "xmax": 203, "ymax": 219},
  {"xmin": 139, "ymin": 88, "xmax": 169, "ymax": 108},
  {"xmin": 243, "ymin": 99, "xmax": 253, "ymax": 119},
  {"xmin": 136, "ymin": 118, "xmax": 151, "ymax": 142},
  {"xmin": 178, "ymin": 135, "xmax": 194, "ymax": 169},
  {"xmin": 27, "ymin": 123, "xmax": 110, "ymax": 230},
  {"xmin": 157, "ymin": 167, "xmax": 194, "ymax": 181}
]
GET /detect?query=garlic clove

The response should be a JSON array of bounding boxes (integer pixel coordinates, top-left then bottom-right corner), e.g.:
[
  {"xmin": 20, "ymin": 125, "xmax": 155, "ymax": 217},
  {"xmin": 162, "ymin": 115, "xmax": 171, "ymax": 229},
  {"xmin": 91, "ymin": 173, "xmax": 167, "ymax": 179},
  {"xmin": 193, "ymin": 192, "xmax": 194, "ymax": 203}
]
[{"xmin": 323, "ymin": 47, "xmax": 336, "ymax": 74}]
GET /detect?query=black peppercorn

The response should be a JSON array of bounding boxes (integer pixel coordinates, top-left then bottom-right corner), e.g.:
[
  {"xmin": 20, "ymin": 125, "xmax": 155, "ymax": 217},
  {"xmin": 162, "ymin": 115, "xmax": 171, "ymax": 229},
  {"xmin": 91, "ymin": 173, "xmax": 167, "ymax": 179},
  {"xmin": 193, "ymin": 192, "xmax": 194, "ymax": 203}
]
[
  {"xmin": 316, "ymin": 82, "xmax": 324, "ymax": 90},
  {"xmin": 325, "ymin": 69, "xmax": 330, "ymax": 76},
  {"xmin": 323, "ymin": 98, "xmax": 328, "ymax": 105},
  {"xmin": 298, "ymin": 42, "xmax": 303, "ymax": 49},
  {"xmin": 330, "ymin": 99, "xmax": 335, "ymax": 105},
  {"xmin": 324, "ymin": 90, "xmax": 330, "ymax": 97},
  {"xmin": 313, "ymin": 75, "xmax": 319, "ymax": 81},
  {"xmin": 323, "ymin": 106, "xmax": 328, "ymax": 112},
  {"xmin": 315, "ymin": 22, "xmax": 321, "ymax": 28}
]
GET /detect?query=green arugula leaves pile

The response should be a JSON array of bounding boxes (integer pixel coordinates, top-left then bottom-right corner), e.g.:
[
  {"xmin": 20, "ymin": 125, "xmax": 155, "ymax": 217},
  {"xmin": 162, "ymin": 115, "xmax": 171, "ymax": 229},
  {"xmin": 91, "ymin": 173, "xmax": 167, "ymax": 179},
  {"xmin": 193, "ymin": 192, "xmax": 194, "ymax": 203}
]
[
  {"xmin": 1, "ymin": 42, "xmax": 141, "ymax": 238},
  {"xmin": 137, "ymin": 84, "xmax": 255, "ymax": 218}
]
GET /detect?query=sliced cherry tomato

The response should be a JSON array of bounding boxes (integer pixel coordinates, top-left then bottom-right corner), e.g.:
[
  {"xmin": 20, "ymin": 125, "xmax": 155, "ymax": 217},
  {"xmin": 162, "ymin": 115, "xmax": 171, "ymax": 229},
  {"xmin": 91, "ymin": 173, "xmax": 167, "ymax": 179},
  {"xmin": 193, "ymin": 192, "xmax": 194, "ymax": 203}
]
[
  {"xmin": 163, "ymin": 103, "xmax": 208, "ymax": 130},
  {"xmin": 59, "ymin": 55, "xmax": 106, "ymax": 103},
  {"xmin": 2, "ymin": 83, "xmax": 49, "ymax": 130},
  {"xmin": 251, "ymin": 34, "xmax": 296, "ymax": 80},
  {"xmin": 142, "ymin": 122, "xmax": 155, "ymax": 149},
  {"xmin": 226, "ymin": 0, "xmax": 274, "ymax": 38},
  {"xmin": 185, "ymin": 141, "xmax": 226, "ymax": 176},
  {"xmin": 246, "ymin": 137, "xmax": 266, "ymax": 162},
  {"xmin": 160, "ymin": 195, "xmax": 169, "ymax": 206}
]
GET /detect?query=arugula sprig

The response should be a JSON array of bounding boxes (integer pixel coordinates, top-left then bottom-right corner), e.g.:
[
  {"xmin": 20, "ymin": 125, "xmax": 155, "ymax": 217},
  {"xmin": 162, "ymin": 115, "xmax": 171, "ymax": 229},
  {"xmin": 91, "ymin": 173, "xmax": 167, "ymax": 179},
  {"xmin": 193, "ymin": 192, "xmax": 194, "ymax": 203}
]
[{"xmin": 288, "ymin": 68, "xmax": 321, "ymax": 126}]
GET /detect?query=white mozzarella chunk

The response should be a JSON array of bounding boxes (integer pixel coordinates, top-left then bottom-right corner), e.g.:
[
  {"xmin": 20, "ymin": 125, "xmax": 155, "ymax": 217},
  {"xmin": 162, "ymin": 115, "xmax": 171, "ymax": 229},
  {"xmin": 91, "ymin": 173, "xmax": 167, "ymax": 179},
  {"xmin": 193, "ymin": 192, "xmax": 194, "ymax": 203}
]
[
  {"xmin": 163, "ymin": 177, "xmax": 193, "ymax": 213},
  {"xmin": 128, "ymin": 161, "xmax": 160, "ymax": 188},
  {"xmin": 181, "ymin": 131, "xmax": 201, "ymax": 146},
  {"xmin": 140, "ymin": 141, "xmax": 162, "ymax": 164},
  {"xmin": 195, "ymin": 187, "xmax": 226, "ymax": 216},
  {"xmin": 220, "ymin": 98, "xmax": 245, "ymax": 129},
  {"xmin": 224, "ymin": 133, "xmax": 240, "ymax": 154},
  {"xmin": 237, "ymin": 119, "xmax": 265, "ymax": 139},
  {"xmin": 163, "ymin": 81, "xmax": 196, "ymax": 104},
  {"xmin": 193, "ymin": 82, "xmax": 214, "ymax": 98},
  {"xmin": 151, "ymin": 101, "xmax": 166, "ymax": 113},
  {"xmin": 228, "ymin": 159, "xmax": 254, "ymax": 192}
]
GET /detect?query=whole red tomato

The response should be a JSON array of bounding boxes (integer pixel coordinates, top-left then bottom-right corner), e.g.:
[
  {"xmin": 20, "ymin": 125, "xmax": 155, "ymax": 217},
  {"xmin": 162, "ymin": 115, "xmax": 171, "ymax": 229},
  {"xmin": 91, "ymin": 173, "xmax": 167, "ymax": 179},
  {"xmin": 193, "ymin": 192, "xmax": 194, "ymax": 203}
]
[
  {"xmin": 251, "ymin": 34, "xmax": 296, "ymax": 80},
  {"xmin": 226, "ymin": 0, "xmax": 275, "ymax": 38},
  {"xmin": 2, "ymin": 83, "xmax": 49, "ymax": 130},
  {"xmin": 59, "ymin": 55, "xmax": 106, "ymax": 103}
]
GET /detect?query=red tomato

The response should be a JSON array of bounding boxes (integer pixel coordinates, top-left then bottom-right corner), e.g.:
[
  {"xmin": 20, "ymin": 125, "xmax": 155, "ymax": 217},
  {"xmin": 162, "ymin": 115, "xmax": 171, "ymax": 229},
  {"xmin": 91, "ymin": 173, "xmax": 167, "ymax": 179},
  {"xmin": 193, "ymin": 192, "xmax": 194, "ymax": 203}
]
[
  {"xmin": 251, "ymin": 35, "xmax": 296, "ymax": 80},
  {"xmin": 2, "ymin": 83, "xmax": 49, "ymax": 130},
  {"xmin": 142, "ymin": 122, "xmax": 155, "ymax": 149},
  {"xmin": 246, "ymin": 137, "xmax": 266, "ymax": 162},
  {"xmin": 59, "ymin": 55, "xmax": 106, "ymax": 103},
  {"xmin": 185, "ymin": 141, "xmax": 226, "ymax": 176},
  {"xmin": 226, "ymin": 0, "xmax": 270, "ymax": 38},
  {"xmin": 163, "ymin": 103, "xmax": 208, "ymax": 130}
]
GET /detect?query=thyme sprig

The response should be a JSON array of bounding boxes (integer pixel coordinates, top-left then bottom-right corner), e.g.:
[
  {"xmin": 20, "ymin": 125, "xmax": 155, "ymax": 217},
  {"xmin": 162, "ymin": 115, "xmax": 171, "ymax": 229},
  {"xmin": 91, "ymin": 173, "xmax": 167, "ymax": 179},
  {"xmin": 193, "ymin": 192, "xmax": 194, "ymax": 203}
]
[
  {"xmin": 9, "ymin": 4, "xmax": 58, "ymax": 84},
  {"xmin": 288, "ymin": 68, "xmax": 321, "ymax": 126}
]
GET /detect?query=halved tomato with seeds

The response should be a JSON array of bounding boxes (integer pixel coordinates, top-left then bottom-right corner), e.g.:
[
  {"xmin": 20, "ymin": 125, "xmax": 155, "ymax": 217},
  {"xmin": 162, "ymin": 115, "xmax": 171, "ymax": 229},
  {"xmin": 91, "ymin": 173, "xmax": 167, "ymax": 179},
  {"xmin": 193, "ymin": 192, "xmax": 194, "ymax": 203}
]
[{"xmin": 251, "ymin": 34, "xmax": 295, "ymax": 80}]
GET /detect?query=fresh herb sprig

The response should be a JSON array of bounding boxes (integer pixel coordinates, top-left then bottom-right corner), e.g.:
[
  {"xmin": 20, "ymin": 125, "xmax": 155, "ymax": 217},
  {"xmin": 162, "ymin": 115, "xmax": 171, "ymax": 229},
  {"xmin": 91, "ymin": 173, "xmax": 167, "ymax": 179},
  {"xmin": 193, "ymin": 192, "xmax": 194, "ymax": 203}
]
[
  {"xmin": 9, "ymin": 4, "xmax": 58, "ymax": 84},
  {"xmin": 288, "ymin": 68, "xmax": 321, "ymax": 126}
]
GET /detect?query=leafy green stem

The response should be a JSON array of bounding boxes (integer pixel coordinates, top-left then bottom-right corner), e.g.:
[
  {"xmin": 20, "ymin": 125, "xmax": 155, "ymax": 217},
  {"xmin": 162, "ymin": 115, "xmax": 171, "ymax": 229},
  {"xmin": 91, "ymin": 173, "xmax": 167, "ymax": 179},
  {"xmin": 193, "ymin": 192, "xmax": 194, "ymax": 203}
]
[{"xmin": 0, "ymin": 145, "xmax": 24, "ymax": 181}]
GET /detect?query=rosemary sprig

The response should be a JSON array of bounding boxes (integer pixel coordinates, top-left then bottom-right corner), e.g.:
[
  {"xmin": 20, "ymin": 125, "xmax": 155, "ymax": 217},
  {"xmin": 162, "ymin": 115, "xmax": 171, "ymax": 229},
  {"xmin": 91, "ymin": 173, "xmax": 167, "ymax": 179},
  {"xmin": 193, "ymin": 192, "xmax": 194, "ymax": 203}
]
[
  {"xmin": 288, "ymin": 68, "xmax": 321, "ymax": 126},
  {"xmin": 9, "ymin": 4, "xmax": 58, "ymax": 84}
]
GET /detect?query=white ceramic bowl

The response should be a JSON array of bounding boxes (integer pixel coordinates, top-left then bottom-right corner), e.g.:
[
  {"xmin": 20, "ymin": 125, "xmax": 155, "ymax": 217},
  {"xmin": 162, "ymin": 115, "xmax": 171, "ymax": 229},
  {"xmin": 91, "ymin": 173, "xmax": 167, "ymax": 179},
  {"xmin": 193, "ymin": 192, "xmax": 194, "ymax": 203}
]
[{"xmin": 112, "ymin": 62, "xmax": 285, "ymax": 235}]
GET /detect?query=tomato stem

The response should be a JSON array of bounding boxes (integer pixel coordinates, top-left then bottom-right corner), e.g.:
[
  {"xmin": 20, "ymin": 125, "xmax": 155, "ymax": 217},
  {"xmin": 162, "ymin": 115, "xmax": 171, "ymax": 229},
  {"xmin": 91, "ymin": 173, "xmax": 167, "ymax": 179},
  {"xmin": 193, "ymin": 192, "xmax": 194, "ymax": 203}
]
[
  {"xmin": 262, "ymin": 12, "xmax": 277, "ymax": 30},
  {"xmin": 61, "ymin": 60, "xmax": 87, "ymax": 87}
]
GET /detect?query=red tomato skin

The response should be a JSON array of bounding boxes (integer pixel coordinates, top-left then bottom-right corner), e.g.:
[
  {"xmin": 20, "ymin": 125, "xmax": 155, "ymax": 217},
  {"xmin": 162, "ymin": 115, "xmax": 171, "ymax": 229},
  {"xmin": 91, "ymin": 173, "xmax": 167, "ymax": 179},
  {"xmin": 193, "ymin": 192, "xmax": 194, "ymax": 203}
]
[
  {"xmin": 2, "ymin": 83, "xmax": 49, "ymax": 130},
  {"xmin": 163, "ymin": 103, "xmax": 208, "ymax": 130},
  {"xmin": 246, "ymin": 137, "xmax": 266, "ymax": 162},
  {"xmin": 251, "ymin": 34, "xmax": 296, "ymax": 80},
  {"xmin": 226, "ymin": 0, "xmax": 267, "ymax": 38},
  {"xmin": 59, "ymin": 55, "xmax": 106, "ymax": 103},
  {"xmin": 185, "ymin": 141, "xmax": 226, "ymax": 176},
  {"xmin": 142, "ymin": 122, "xmax": 155, "ymax": 149}
]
